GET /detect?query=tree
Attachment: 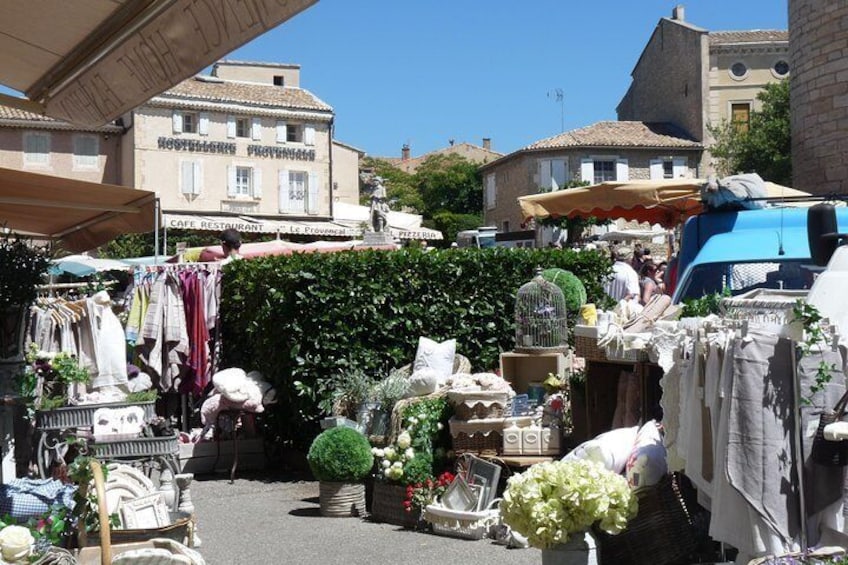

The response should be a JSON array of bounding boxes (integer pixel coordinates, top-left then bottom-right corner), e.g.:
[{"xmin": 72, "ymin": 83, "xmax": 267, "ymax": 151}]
[
  {"xmin": 415, "ymin": 154, "xmax": 483, "ymax": 218},
  {"xmin": 708, "ymin": 79, "xmax": 791, "ymax": 185},
  {"xmin": 427, "ymin": 211, "xmax": 484, "ymax": 247},
  {"xmin": 359, "ymin": 157, "xmax": 422, "ymax": 213}
]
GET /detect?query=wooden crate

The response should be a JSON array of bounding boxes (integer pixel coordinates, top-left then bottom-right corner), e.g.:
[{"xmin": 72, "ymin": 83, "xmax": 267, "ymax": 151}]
[{"xmin": 499, "ymin": 351, "xmax": 566, "ymax": 395}]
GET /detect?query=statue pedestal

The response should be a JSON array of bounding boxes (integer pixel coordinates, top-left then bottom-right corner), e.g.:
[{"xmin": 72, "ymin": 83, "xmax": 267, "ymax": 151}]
[{"xmin": 361, "ymin": 232, "xmax": 395, "ymax": 246}]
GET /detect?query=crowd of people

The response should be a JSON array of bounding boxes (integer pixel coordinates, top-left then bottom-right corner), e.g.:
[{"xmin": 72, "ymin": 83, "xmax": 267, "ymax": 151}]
[{"xmin": 603, "ymin": 241, "xmax": 672, "ymax": 305}]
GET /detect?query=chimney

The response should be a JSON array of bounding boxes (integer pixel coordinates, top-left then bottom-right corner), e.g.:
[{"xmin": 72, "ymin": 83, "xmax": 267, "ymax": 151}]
[
  {"xmin": 401, "ymin": 144, "xmax": 410, "ymax": 161},
  {"xmin": 482, "ymin": 138, "xmax": 492, "ymax": 150},
  {"xmin": 672, "ymin": 4, "xmax": 684, "ymax": 21}
]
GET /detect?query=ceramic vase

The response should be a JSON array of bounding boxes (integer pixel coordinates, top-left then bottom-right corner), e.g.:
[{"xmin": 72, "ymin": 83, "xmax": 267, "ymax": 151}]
[{"xmin": 541, "ymin": 531, "xmax": 598, "ymax": 565}]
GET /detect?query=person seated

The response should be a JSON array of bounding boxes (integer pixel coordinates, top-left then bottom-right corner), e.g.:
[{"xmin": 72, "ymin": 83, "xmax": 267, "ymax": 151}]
[{"xmin": 639, "ymin": 262, "xmax": 660, "ymax": 305}]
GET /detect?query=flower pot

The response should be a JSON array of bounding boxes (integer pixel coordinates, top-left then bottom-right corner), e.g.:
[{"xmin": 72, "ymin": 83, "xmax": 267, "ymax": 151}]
[
  {"xmin": 370, "ymin": 482, "xmax": 418, "ymax": 528},
  {"xmin": 318, "ymin": 481, "xmax": 366, "ymax": 517},
  {"xmin": 541, "ymin": 531, "xmax": 598, "ymax": 565}
]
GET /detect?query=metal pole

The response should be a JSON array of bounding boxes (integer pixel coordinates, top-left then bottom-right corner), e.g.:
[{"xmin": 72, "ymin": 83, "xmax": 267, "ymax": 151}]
[{"xmin": 154, "ymin": 197, "xmax": 160, "ymax": 264}]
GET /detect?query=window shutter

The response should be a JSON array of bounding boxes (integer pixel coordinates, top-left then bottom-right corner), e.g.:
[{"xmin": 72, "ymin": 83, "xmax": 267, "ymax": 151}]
[
  {"xmin": 649, "ymin": 159, "xmax": 663, "ymax": 179},
  {"xmin": 539, "ymin": 160, "xmax": 552, "ymax": 191},
  {"xmin": 276, "ymin": 121, "xmax": 286, "ymax": 143},
  {"xmin": 253, "ymin": 168, "xmax": 263, "ymax": 198},
  {"xmin": 552, "ymin": 159, "xmax": 566, "ymax": 190},
  {"xmin": 486, "ymin": 174, "xmax": 496, "ymax": 209},
  {"xmin": 580, "ymin": 159, "xmax": 593, "ymax": 183},
  {"xmin": 198, "ymin": 113, "xmax": 209, "ymax": 136},
  {"xmin": 278, "ymin": 169, "xmax": 290, "ymax": 213},
  {"xmin": 616, "ymin": 158, "xmax": 629, "ymax": 181},
  {"xmin": 172, "ymin": 112, "xmax": 183, "ymax": 133},
  {"xmin": 304, "ymin": 126, "xmax": 315, "ymax": 146},
  {"xmin": 193, "ymin": 161, "xmax": 202, "ymax": 195},
  {"xmin": 251, "ymin": 118, "xmax": 262, "ymax": 141},
  {"xmin": 673, "ymin": 157, "xmax": 687, "ymax": 179},
  {"xmin": 227, "ymin": 165, "xmax": 237, "ymax": 197},
  {"xmin": 180, "ymin": 161, "xmax": 193, "ymax": 194},
  {"xmin": 308, "ymin": 172, "xmax": 320, "ymax": 214},
  {"xmin": 227, "ymin": 116, "xmax": 236, "ymax": 139}
]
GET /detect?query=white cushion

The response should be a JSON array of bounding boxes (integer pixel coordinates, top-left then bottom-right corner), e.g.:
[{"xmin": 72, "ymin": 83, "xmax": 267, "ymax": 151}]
[
  {"xmin": 563, "ymin": 425, "xmax": 639, "ymax": 474},
  {"xmin": 625, "ymin": 420, "xmax": 667, "ymax": 488},
  {"xmin": 412, "ymin": 337, "xmax": 456, "ymax": 382}
]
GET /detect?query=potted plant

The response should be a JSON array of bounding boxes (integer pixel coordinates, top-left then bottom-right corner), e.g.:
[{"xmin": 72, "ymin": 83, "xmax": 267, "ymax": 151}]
[
  {"xmin": 500, "ymin": 459, "xmax": 638, "ymax": 565},
  {"xmin": 307, "ymin": 427, "xmax": 374, "ymax": 517},
  {"xmin": 18, "ymin": 348, "xmax": 91, "ymax": 417},
  {"xmin": 367, "ymin": 371, "xmax": 410, "ymax": 437},
  {"xmin": 0, "ymin": 231, "xmax": 50, "ymax": 361}
]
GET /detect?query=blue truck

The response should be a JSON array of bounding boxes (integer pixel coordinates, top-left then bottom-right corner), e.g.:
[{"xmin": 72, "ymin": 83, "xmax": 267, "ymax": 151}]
[{"xmin": 671, "ymin": 205, "xmax": 848, "ymax": 304}]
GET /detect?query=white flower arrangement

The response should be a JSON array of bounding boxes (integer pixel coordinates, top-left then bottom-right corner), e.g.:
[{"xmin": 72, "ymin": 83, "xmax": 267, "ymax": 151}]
[
  {"xmin": 500, "ymin": 459, "xmax": 638, "ymax": 549},
  {"xmin": 373, "ymin": 438, "xmax": 415, "ymax": 481},
  {"xmin": 0, "ymin": 525, "xmax": 33, "ymax": 563}
]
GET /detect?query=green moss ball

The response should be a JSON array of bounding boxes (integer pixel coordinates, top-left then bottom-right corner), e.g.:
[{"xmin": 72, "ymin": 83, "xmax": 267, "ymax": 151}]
[
  {"xmin": 307, "ymin": 427, "xmax": 374, "ymax": 482},
  {"xmin": 541, "ymin": 268, "xmax": 587, "ymax": 312}
]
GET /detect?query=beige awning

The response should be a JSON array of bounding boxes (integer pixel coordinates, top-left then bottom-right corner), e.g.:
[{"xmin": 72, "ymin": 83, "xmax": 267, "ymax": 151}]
[
  {"xmin": 518, "ymin": 179, "xmax": 811, "ymax": 228},
  {"xmin": 0, "ymin": 0, "xmax": 317, "ymax": 127},
  {"xmin": 0, "ymin": 167, "xmax": 157, "ymax": 252}
]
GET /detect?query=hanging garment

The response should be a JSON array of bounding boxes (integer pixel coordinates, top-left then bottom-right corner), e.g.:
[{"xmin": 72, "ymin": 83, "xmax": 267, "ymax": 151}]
[
  {"xmin": 137, "ymin": 272, "xmax": 189, "ymax": 391},
  {"xmin": 89, "ymin": 291, "xmax": 128, "ymax": 389}
]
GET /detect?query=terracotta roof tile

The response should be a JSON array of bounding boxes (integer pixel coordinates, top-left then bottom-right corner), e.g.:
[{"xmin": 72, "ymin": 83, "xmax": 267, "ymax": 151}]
[
  {"xmin": 525, "ymin": 121, "xmax": 701, "ymax": 150},
  {"xmin": 156, "ymin": 76, "xmax": 332, "ymax": 113},
  {"xmin": 709, "ymin": 30, "xmax": 788, "ymax": 45},
  {"xmin": 0, "ymin": 104, "xmax": 57, "ymax": 122}
]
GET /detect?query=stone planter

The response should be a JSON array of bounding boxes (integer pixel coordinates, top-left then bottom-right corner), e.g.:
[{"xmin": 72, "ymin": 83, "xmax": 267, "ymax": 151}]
[{"xmin": 318, "ymin": 481, "xmax": 366, "ymax": 517}]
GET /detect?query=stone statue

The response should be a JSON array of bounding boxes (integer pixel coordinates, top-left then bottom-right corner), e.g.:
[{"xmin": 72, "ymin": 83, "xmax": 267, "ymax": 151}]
[{"xmin": 369, "ymin": 176, "xmax": 390, "ymax": 233}]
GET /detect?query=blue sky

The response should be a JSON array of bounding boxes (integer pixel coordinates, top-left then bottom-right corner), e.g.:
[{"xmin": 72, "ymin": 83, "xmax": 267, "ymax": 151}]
[{"xmin": 223, "ymin": 0, "xmax": 788, "ymax": 158}]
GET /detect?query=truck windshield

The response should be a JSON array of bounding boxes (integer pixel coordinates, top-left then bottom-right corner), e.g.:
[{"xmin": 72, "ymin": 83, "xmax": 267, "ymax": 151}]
[
  {"xmin": 676, "ymin": 259, "xmax": 819, "ymax": 302},
  {"xmin": 478, "ymin": 233, "xmax": 497, "ymax": 248}
]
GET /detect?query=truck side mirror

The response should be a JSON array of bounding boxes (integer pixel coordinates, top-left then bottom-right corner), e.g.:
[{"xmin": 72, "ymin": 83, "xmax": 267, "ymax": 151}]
[{"xmin": 807, "ymin": 203, "xmax": 839, "ymax": 266}]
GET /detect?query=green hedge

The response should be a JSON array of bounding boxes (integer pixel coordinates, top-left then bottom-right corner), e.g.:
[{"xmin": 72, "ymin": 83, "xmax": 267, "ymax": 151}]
[{"xmin": 220, "ymin": 247, "xmax": 611, "ymax": 451}]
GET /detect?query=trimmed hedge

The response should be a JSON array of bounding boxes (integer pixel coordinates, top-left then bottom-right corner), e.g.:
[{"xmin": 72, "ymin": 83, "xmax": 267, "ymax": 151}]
[{"xmin": 220, "ymin": 247, "xmax": 611, "ymax": 451}]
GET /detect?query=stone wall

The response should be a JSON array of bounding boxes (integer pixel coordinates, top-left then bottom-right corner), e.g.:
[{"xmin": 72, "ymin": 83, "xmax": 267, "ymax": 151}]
[{"xmin": 789, "ymin": 0, "xmax": 848, "ymax": 194}]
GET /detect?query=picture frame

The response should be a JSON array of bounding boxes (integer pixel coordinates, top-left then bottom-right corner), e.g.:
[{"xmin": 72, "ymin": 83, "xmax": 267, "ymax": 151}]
[
  {"xmin": 119, "ymin": 492, "xmax": 170, "ymax": 529},
  {"xmin": 441, "ymin": 474, "xmax": 477, "ymax": 512},
  {"xmin": 467, "ymin": 456, "xmax": 501, "ymax": 509}
]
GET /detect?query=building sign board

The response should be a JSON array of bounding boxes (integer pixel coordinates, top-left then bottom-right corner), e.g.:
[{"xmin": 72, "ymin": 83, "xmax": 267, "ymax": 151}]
[
  {"xmin": 247, "ymin": 145, "xmax": 316, "ymax": 161},
  {"xmin": 158, "ymin": 137, "xmax": 236, "ymax": 154}
]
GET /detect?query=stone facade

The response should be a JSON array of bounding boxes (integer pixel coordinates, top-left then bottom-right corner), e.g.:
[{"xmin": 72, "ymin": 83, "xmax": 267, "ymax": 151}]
[
  {"xmin": 789, "ymin": 0, "xmax": 848, "ymax": 195},
  {"xmin": 383, "ymin": 139, "xmax": 503, "ymax": 174},
  {"xmin": 332, "ymin": 140, "xmax": 365, "ymax": 206}
]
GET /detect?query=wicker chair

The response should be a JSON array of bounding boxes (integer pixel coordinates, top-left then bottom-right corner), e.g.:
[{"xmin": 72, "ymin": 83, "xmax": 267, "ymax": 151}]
[{"xmin": 393, "ymin": 353, "xmax": 472, "ymax": 378}]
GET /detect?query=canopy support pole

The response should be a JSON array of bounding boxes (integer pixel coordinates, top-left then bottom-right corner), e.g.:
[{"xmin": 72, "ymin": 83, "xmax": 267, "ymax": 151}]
[{"xmin": 154, "ymin": 197, "xmax": 160, "ymax": 265}]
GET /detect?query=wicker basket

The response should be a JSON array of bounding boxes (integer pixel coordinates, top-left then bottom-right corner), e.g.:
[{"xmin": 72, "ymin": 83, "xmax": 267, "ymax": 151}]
[
  {"xmin": 319, "ymin": 481, "xmax": 366, "ymax": 517},
  {"xmin": 449, "ymin": 418, "xmax": 504, "ymax": 455},
  {"xmin": 370, "ymin": 482, "xmax": 418, "ymax": 528},
  {"xmin": 593, "ymin": 473, "xmax": 697, "ymax": 565},
  {"xmin": 575, "ymin": 334, "xmax": 608, "ymax": 362},
  {"xmin": 36, "ymin": 401, "xmax": 157, "ymax": 431},
  {"xmin": 423, "ymin": 499, "xmax": 500, "ymax": 540}
]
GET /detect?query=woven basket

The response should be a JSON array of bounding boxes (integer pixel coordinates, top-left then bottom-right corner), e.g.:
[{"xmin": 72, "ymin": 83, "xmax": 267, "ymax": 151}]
[
  {"xmin": 423, "ymin": 499, "xmax": 500, "ymax": 540},
  {"xmin": 449, "ymin": 417, "xmax": 504, "ymax": 455},
  {"xmin": 370, "ymin": 482, "xmax": 418, "ymax": 528},
  {"xmin": 319, "ymin": 481, "xmax": 366, "ymax": 517},
  {"xmin": 594, "ymin": 473, "xmax": 697, "ymax": 565},
  {"xmin": 575, "ymin": 334, "xmax": 608, "ymax": 362}
]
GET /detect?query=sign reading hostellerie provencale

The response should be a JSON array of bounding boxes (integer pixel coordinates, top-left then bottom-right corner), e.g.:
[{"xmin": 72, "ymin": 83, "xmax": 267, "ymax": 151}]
[
  {"xmin": 158, "ymin": 137, "xmax": 236, "ymax": 154},
  {"xmin": 247, "ymin": 145, "xmax": 316, "ymax": 161},
  {"xmin": 43, "ymin": 0, "xmax": 318, "ymax": 127}
]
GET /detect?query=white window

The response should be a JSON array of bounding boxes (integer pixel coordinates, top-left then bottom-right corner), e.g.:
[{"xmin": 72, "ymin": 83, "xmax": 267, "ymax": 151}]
[
  {"xmin": 651, "ymin": 157, "xmax": 688, "ymax": 179},
  {"xmin": 73, "ymin": 135, "xmax": 99, "ymax": 169},
  {"xmin": 180, "ymin": 161, "xmax": 202, "ymax": 195},
  {"xmin": 23, "ymin": 132, "xmax": 50, "ymax": 166},
  {"xmin": 236, "ymin": 118, "xmax": 250, "ymax": 138},
  {"xmin": 279, "ymin": 170, "xmax": 320, "ymax": 214},
  {"xmin": 581, "ymin": 157, "xmax": 628, "ymax": 183},
  {"xmin": 485, "ymin": 174, "xmax": 496, "ymax": 210},
  {"xmin": 286, "ymin": 124, "xmax": 302, "ymax": 143},
  {"xmin": 172, "ymin": 111, "xmax": 199, "ymax": 134},
  {"xmin": 539, "ymin": 159, "xmax": 568, "ymax": 191},
  {"xmin": 227, "ymin": 165, "xmax": 262, "ymax": 199}
]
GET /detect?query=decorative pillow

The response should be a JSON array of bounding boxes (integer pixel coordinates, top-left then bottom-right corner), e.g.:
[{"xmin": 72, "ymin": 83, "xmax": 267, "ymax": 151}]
[
  {"xmin": 408, "ymin": 368, "xmax": 440, "ymax": 397},
  {"xmin": 563, "ymin": 426, "xmax": 639, "ymax": 474},
  {"xmin": 412, "ymin": 337, "xmax": 456, "ymax": 383},
  {"xmin": 625, "ymin": 420, "xmax": 667, "ymax": 488}
]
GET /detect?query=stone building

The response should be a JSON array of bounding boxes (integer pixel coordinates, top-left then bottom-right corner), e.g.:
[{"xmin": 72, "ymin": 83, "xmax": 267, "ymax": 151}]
[
  {"xmin": 125, "ymin": 60, "xmax": 359, "ymax": 238},
  {"xmin": 789, "ymin": 0, "xmax": 848, "ymax": 195},
  {"xmin": 618, "ymin": 5, "xmax": 789, "ymax": 174},
  {"xmin": 480, "ymin": 121, "xmax": 702, "ymax": 232},
  {"xmin": 482, "ymin": 5, "xmax": 787, "ymax": 238}
]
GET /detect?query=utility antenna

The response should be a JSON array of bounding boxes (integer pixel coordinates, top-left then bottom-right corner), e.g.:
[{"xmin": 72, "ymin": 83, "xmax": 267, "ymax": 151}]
[{"xmin": 547, "ymin": 88, "xmax": 564, "ymax": 132}]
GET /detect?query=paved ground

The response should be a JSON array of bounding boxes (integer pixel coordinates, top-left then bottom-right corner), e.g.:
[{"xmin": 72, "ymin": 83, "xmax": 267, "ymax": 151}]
[{"xmin": 190, "ymin": 469, "xmax": 543, "ymax": 565}]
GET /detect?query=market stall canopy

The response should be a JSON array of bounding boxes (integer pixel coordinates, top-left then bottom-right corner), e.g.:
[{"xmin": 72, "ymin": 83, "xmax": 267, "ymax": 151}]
[
  {"xmin": 0, "ymin": 167, "xmax": 157, "ymax": 252},
  {"xmin": 518, "ymin": 179, "xmax": 812, "ymax": 229},
  {"xmin": 0, "ymin": 0, "xmax": 317, "ymax": 127},
  {"xmin": 49, "ymin": 254, "xmax": 132, "ymax": 277}
]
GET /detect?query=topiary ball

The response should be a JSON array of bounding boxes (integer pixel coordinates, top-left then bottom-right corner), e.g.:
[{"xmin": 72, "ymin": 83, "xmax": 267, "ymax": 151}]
[
  {"xmin": 307, "ymin": 427, "xmax": 374, "ymax": 482},
  {"xmin": 541, "ymin": 268, "xmax": 587, "ymax": 313}
]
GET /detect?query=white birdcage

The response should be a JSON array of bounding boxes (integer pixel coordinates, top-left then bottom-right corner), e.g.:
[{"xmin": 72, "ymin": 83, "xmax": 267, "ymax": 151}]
[{"xmin": 514, "ymin": 269, "xmax": 568, "ymax": 353}]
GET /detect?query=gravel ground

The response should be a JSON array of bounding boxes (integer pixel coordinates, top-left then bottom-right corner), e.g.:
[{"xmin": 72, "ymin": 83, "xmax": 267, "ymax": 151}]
[{"xmin": 189, "ymin": 469, "xmax": 542, "ymax": 565}]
